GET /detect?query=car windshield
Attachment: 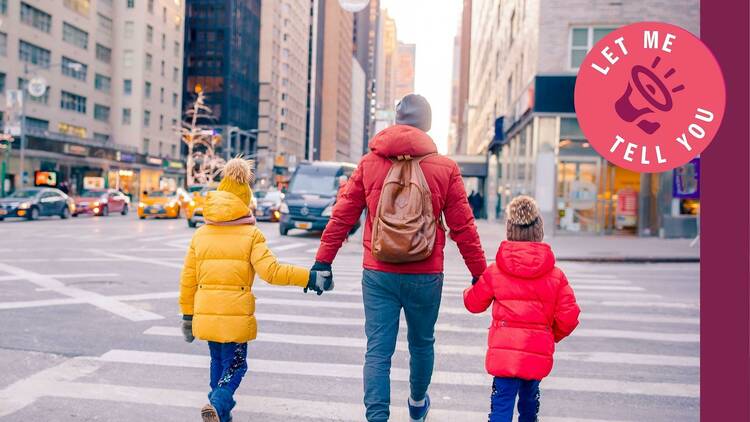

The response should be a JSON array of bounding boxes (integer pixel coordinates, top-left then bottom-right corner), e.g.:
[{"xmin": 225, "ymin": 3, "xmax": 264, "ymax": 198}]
[
  {"xmin": 146, "ymin": 191, "xmax": 168, "ymax": 197},
  {"xmin": 9, "ymin": 189, "xmax": 40, "ymax": 198},
  {"xmin": 188, "ymin": 186, "xmax": 205, "ymax": 193},
  {"xmin": 256, "ymin": 191, "xmax": 281, "ymax": 201},
  {"xmin": 288, "ymin": 166, "xmax": 338, "ymax": 197},
  {"xmin": 80, "ymin": 190, "xmax": 106, "ymax": 198}
]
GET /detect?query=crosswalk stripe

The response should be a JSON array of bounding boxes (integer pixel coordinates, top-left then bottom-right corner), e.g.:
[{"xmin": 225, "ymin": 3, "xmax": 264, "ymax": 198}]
[
  {"xmin": 145, "ymin": 326, "xmax": 698, "ymax": 365},
  {"xmin": 97, "ymin": 349, "xmax": 699, "ymax": 398},
  {"xmin": 0, "ymin": 273, "xmax": 119, "ymax": 282},
  {"xmin": 271, "ymin": 242, "xmax": 308, "ymax": 252}
]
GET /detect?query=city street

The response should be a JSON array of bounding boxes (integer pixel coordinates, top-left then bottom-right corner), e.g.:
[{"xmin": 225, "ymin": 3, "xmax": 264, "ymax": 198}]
[{"xmin": 0, "ymin": 215, "xmax": 698, "ymax": 421}]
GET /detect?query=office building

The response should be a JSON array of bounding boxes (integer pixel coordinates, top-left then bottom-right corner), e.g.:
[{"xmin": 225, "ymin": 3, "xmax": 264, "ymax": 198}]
[{"xmin": 393, "ymin": 42, "xmax": 415, "ymax": 101}]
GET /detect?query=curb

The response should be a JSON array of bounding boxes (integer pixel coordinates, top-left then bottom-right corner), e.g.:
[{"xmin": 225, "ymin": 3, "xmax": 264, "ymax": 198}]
[{"xmin": 556, "ymin": 257, "xmax": 700, "ymax": 263}]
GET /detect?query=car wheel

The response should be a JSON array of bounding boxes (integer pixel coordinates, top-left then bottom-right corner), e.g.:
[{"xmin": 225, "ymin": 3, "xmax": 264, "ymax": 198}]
[
  {"xmin": 72, "ymin": 213, "xmax": 79, "ymax": 218},
  {"xmin": 139, "ymin": 215, "xmax": 146, "ymax": 220},
  {"xmin": 100, "ymin": 206, "xmax": 109, "ymax": 217},
  {"xmin": 121, "ymin": 205, "xmax": 129, "ymax": 216},
  {"xmin": 60, "ymin": 207, "xmax": 70, "ymax": 219},
  {"xmin": 27, "ymin": 207, "xmax": 39, "ymax": 221},
  {"xmin": 188, "ymin": 219, "xmax": 197, "ymax": 228}
]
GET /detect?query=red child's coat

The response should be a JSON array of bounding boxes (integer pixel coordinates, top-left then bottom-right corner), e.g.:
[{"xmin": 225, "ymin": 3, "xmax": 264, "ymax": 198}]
[{"xmin": 463, "ymin": 241, "xmax": 581, "ymax": 380}]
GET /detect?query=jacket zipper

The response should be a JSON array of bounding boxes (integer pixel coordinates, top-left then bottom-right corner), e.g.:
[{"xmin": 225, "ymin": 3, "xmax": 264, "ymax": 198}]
[
  {"xmin": 198, "ymin": 284, "xmax": 248, "ymax": 292},
  {"xmin": 494, "ymin": 320, "xmax": 551, "ymax": 331}
]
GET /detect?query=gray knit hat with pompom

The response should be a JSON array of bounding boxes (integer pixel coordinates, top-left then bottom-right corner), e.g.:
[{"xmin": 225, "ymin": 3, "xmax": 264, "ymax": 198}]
[{"xmin": 506, "ymin": 195, "xmax": 544, "ymax": 242}]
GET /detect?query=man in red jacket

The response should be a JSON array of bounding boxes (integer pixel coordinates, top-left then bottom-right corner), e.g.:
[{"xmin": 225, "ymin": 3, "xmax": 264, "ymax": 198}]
[{"xmin": 311, "ymin": 94, "xmax": 487, "ymax": 422}]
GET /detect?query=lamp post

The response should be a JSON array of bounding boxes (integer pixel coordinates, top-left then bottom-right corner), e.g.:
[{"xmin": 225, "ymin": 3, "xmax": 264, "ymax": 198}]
[{"xmin": 15, "ymin": 61, "xmax": 84, "ymax": 187}]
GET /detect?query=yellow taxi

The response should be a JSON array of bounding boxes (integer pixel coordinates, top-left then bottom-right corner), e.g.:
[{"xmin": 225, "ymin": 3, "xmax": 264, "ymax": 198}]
[
  {"xmin": 185, "ymin": 184, "xmax": 216, "ymax": 228},
  {"xmin": 137, "ymin": 190, "xmax": 182, "ymax": 219}
]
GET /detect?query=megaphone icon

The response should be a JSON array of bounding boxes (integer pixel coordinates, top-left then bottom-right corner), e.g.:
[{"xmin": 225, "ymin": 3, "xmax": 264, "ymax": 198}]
[{"xmin": 614, "ymin": 56, "xmax": 685, "ymax": 135}]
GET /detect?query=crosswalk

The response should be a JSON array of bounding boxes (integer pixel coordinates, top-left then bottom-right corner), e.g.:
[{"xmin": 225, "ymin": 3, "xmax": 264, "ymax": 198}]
[{"xmin": 0, "ymin": 220, "xmax": 700, "ymax": 421}]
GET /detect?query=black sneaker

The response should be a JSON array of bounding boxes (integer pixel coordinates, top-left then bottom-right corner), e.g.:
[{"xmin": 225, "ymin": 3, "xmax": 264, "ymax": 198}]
[{"xmin": 408, "ymin": 394, "xmax": 430, "ymax": 422}]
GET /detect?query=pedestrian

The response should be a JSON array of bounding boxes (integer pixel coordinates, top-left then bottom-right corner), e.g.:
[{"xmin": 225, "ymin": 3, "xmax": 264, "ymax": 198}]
[
  {"xmin": 463, "ymin": 195, "xmax": 581, "ymax": 422},
  {"xmin": 311, "ymin": 94, "xmax": 487, "ymax": 422},
  {"xmin": 178, "ymin": 157, "xmax": 333, "ymax": 422}
]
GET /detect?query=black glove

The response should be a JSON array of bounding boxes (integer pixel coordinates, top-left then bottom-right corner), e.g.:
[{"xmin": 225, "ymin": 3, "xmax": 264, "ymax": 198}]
[
  {"xmin": 305, "ymin": 262, "xmax": 333, "ymax": 293},
  {"xmin": 306, "ymin": 270, "xmax": 334, "ymax": 295},
  {"xmin": 471, "ymin": 276, "xmax": 480, "ymax": 285},
  {"xmin": 181, "ymin": 315, "xmax": 194, "ymax": 343}
]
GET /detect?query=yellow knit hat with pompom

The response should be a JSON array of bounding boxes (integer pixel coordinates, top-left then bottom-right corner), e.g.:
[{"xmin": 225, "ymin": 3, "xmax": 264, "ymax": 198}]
[{"xmin": 218, "ymin": 158, "xmax": 254, "ymax": 206}]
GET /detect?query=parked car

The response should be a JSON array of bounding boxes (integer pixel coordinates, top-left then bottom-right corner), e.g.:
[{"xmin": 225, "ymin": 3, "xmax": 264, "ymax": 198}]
[
  {"xmin": 254, "ymin": 190, "xmax": 284, "ymax": 222},
  {"xmin": 72, "ymin": 189, "xmax": 130, "ymax": 217},
  {"xmin": 0, "ymin": 187, "xmax": 75, "ymax": 221},
  {"xmin": 279, "ymin": 161, "xmax": 360, "ymax": 236},
  {"xmin": 137, "ymin": 190, "xmax": 182, "ymax": 219},
  {"xmin": 185, "ymin": 184, "xmax": 216, "ymax": 228}
]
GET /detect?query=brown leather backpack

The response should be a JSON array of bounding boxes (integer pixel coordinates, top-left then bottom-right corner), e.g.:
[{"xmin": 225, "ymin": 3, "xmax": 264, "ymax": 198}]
[{"xmin": 371, "ymin": 153, "xmax": 437, "ymax": 263}]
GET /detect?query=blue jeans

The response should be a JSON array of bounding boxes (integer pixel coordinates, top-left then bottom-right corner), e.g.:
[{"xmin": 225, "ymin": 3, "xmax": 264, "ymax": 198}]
[
  {"xmin": 208, "ymin": 342, "xmax": 248, "ymax": 422},
  {"xmin": 489, "ymin": 377, "xmax": 541, "ymax": 422},
  {"xmin": 361, "ymin": 269, "xmax": 443, "ymax": 422}
]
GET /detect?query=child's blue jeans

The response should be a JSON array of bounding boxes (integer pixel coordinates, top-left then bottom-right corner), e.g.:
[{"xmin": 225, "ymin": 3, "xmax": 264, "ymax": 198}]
[
  {"xmin": 488, "ymin": 377, "xmax": 541, "ymax": 422},
  {"xmin": 208, "ymin": 342, "xmax": 248, "ymax": 422}
]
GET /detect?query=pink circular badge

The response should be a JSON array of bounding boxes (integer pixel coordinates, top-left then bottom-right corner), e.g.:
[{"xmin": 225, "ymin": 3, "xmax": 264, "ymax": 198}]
[{"xmin": 574, "ymin": 22, "xmax": 726, "ymax": 173}]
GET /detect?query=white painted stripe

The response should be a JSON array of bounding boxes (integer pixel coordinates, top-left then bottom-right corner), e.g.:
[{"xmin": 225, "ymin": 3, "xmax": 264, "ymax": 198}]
[
  {"xmin": 138, "ymin": 234, "xmax": 192, "ymax": 243},
  {"xmin": 305, "ymin": 248, "xmax": 319, "ymax": 253},
  {"xmin": 98, "ymin": 349, "xmax": 699, "ymax": 398},
  {"xmin": 0, "ymin": 263, "xmax": 163, "ymax": 321},
  {"xmin": 145, "ymin": 326, "xmax": 698, "ymax": 366},
  {"xmin": 0, "ymin": 273, "xmax": 119, "ymax": 281},
  {"xmin": 271, "ymin": 242, "xmax": 308, "ymax": 252},
  {"xmin": 90, "ymin": 251, "xmax": 183, "ymax": 269},
  {"xmin": 574, "ymin": 329, "xmax": 698, "ymax": 343},
  {"xmin": 599, "ymin": 301, "xmax": 699, "ymax": 310}
]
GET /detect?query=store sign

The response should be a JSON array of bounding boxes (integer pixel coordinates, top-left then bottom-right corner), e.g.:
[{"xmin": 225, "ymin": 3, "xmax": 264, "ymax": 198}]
[
  {"xmin": 116, "ymin": 151, "xmax": 136, "ymax": 163},
  {"xmin": 64, "ymin": 144, "xmax": 89, "ymax": 156},
  {"xmin": 167, "ymin": 160, "xmax": 184, "ymax": 169},
  {"xmin": 84, "ymin": 176, "xmax": 105, "ymax": 190},
  {"xmin": 146, "ymin": 156, "xmax": 164, "ymax": 166},
  {"xmin": 673, "ymin": 157, "xmax": 700, "ymax": 199},
  {"xmin": 34, "ymin": 171, "xmax": 58, "ymax": 187},
  {"xmin": 615, "ymin": 187, "xmax": 638, "ymax": 228}
]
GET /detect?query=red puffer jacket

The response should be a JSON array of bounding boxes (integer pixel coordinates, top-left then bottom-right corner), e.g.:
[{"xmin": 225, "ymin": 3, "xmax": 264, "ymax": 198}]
[
  {"xmin": 315, "ymin": 125, "xmax": 487, "ymax": 277},
  {"xmin": 463, "ymin": 241, "xmax": 580, "ymax": 380}
]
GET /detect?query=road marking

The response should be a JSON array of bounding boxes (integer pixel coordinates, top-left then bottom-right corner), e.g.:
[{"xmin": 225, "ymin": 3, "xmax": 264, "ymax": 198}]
[
  {"xmin": 138, "ymin": 234, "xmax": 192, "ymax": 243},
  {"xmin": 145, "ymin": 326, "xmax": 698, "ymax": 365},
  {"xmin": 599, "ymin": 301, "xmax": 699, "ymax": 310},
  {"xmin": 0, "ymin": 263, "xmax": 163, "ymax": 321},
  {"xmin": 0, "ymin": 273, "xmax": 119, "ymax": 281},
  {"xmin": 271, "ymin": 242, "xmax": 307, "ymax": 252},
  {"xmin": 97, "ymin": 349, "xmax": 699, "ymax": 398},
  {"xmin": 90, "ymin": 250, "xmax": 183, "ymax": 269}
]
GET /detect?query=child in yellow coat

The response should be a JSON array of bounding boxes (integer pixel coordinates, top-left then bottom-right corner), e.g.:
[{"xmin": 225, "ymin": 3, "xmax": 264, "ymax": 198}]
[{"xmin": 179, "ymin": 158, "xmax": 333, "ymax": 422}]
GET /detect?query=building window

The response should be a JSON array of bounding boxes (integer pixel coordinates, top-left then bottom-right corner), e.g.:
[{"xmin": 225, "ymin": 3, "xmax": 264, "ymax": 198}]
[
  {"xmin": 0, "ymin": 0, "xmax": 6, "ymax": 15},
  {"xmin": 124, "ymin": 21, "xmax": 134, "ymax": 39},
  {"xmin": 19, "ymin": 40, "xmax": 51, "ymax": 67},
  {"xmin": 20, "ymin": 2, "xmax": 51, "ymax": 33},
  {"xmin": 94, "ymin": 133, "xmax": 110, "ymax": 142},
  {"xmin": 171, "ymin": 118, "xmax": 177, "ymax": 127},
  {"xmin": 172, "ymin": 93, "xmax": 178, "ymax": 107},
  {"xmin": 123, "ymin": 79, "xmax": 132, "ymax": 95},
  {"xmin": 145, "ymin": 81, "xmax": 151, "ymax": 98},
  {"xmin": 96, "ymin": 44, "xmax": 112, "ymax": 63},
  {"xmin": 25, "ymin": 117, "xmax": 49, "ymax": 132},
  {"xmin": 97, "ymin": 13, "xmax": 112, "ymax": 36},
  {"xmin": 95, "ymin": 74, "xmax": 111, "ymax": 92},
  {"xmin": 172, "ymin": 67, "xmax": 179, "ymax": 82},
  {"xmin": 145, "ymin": 53, "xmax": 153, "ymax": 71},
  {"xmin": 160, "ymin": 60, "xmax": 165, "ymax": 76},
  {"xmin": 127, "ymin": 0, "xmax": 135, "ymax": 8},
  {"xmin": 58, "ymin": 122, "xmax": 87, "ymax": 138},
  {"xmin": 146, "ymin": 24, "xmax": 153, "ymax": 43},
  {"xmin": 173, "ymin": 41, "xmax": 180, "ymax": 57},
  {"xmin": 143, "ymin": 110, "xmax": 151, "ymax": 127},
  {"xmin": 94, "ymin": 104, "xmax": 110, "ymax": 121},
  {"xmin": 171, "ymin": 144, "xmax": 176, "ymax": 158},
  {"xmin": 158, "ymin": 141, "xmax": 163, "ymax": 155},
  {"xmin": 162, "ymin": 6, "xmax": 166, "ymax": 22},
  {"xmin": 174, "ymin": 15, "xmax": 181, "ymax": 31},
  {"xmin": 60, "ymin": 91, "xmax": 87, "ymax": 114},
  {"xmin": 122, "ymin": 108, "xmax": 132, "ymax": 125},
  {"xmin": 18, "ymin": 78, "xmax": 49, "ymax": 104},
  {"xmin": 123, "ymin": 49, "xmax": 134, "ymax": 67},
  {"xmin": 147, "ymin": 0, "xmax": 153, "ymax": 13},
  {"xmin": 570, "ymin": 27, "xmax": 616, "ymax": 70},
  {"xmin": 161, "ymin": 33, "xmax": 166, "ymax": 50},
  {"xmin": 0, "ymin": 72, "xmax": 5, "ymax": 94},
  {"xmin": 159, "ymin": 114, "xmax": 164, "ymax": 130},
  {"xmin": 63, "ymin": 22, "xmax": 89, "ymax": 50},
  {"xmin": 61, "ymin": 57, "xmax": 87, "ymax": 81},
  {"xmin": 160, "ymin": 87, "xmax": 164, "ymax": 103},
  {"xmin": 0, "ymin": 32, "xmax": 6, "ymax": 57},
  {"xmin": 142, "ymin": 138, "xmax": 150, "ymax": 154},
  {"xmin": 64, "ymin": 0, "xmax": 90, "ymax": 16}
]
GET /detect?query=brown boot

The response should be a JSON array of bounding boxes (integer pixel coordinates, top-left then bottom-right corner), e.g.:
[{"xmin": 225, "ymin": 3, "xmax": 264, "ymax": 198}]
[{"xmin": 201, "ymin": 404, "xmax": 220, "ymax": 422}]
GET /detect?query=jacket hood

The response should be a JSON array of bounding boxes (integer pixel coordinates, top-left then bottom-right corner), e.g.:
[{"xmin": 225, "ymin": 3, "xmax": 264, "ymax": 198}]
[
  {"xmin": 204, "ymin": 191, "xmax": 250, "ymax": 223},
  {"xmin": 496, "ymin": 241, "xmax": 555, "ymax": 279},
  {"xmin": 368, "ymin": 125, "xmax": 438, "ymax": 158}
]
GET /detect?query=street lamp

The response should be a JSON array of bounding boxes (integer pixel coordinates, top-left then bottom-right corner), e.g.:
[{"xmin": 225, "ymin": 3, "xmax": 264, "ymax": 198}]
[{"xmin": 10, "ymin": 61, "xmax": 84, "ymax": 187}]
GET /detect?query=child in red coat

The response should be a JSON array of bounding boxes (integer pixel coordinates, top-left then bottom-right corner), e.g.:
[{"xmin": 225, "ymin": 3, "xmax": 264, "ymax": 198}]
[{"xmin": 463, "ymin": 196, "xmax": 580, "ymax": 422}]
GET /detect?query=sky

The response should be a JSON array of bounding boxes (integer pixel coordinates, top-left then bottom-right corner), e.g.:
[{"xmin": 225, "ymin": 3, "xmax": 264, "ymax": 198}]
[{"xmin": 380, "ymin": 0, "xmax": 463, "ymax": 153}]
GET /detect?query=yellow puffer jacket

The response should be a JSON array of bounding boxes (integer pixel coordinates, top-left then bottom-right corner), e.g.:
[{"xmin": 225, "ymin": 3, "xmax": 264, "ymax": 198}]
[{"xmin": 179, "ymin": 190, "xmax": 309, "ymax": 343}]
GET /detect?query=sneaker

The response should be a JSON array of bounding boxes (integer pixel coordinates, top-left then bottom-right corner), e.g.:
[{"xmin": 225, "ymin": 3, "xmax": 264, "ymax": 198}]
[
  {"xmin": 201, "ymin": 404, "xmax": 220, "ymax": 422},
  {"xmin": 408, "ymin": 394, "xmax": 430, "ymax": 422}
]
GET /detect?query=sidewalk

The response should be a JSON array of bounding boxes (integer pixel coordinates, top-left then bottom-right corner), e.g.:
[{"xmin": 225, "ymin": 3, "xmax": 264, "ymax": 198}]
[{"xmin": 474, "ymin": 220, "xmax": 700, "ymax": 263}]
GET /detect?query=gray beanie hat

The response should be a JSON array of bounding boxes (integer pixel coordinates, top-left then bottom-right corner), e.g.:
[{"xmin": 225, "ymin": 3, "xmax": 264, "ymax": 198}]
[
  {"xmin": 395, "ymin": 94, "xmax": 432, "ymax": 132},
  {"xmin": 506, "ymin": 195, "xmax": 544, "ymax": 242}
]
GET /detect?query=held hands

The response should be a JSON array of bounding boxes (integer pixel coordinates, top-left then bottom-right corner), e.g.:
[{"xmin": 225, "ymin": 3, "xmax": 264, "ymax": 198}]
[
  {"xmin": 305, "ymin": 262, "xmax": 334, "ymax": 295},
  {"xmin": 181, "ymin": 316, "xmax": 195, "ymax": 343}
]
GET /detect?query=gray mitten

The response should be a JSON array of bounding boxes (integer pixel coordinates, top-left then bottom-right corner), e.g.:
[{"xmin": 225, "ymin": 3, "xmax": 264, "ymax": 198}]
[
  {"xmin": 306, "ymin": 270, "xmax": 334, "ymax": 295},
  {"xmin": 181, "ymin": 318, "xmax": 195, "ymax": 343}
]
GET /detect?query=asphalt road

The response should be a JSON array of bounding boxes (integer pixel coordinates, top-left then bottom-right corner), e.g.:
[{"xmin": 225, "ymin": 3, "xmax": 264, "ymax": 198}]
[{"xmin": 0, "ymin": 213, "xmax": 699, "ymax": 421}]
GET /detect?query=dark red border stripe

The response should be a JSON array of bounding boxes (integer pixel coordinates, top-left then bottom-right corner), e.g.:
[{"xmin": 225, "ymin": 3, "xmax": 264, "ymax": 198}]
[{"xmin": 700, "ymin": 1, "xmax": 750, "ymax": 419}]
